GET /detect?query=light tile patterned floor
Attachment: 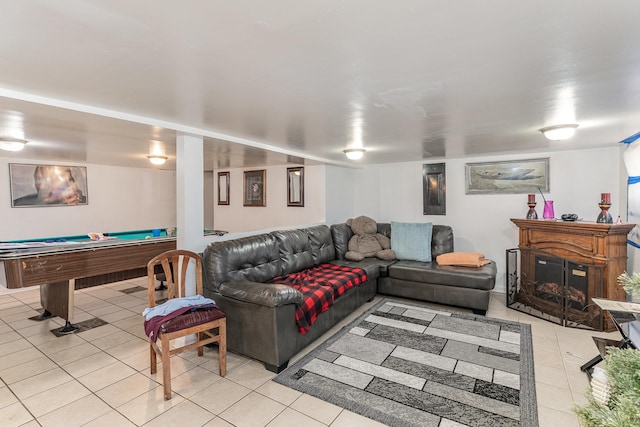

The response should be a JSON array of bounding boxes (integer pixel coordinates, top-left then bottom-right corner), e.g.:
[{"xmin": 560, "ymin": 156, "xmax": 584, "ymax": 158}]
[{"xmin": 0, "ymin": 278, "xmax": 617, "ymax": 426}]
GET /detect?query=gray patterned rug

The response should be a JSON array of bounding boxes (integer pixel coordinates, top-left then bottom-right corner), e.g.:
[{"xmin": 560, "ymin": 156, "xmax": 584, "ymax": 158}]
[{"xmin": 274, "ymin": 299, "xmax": 537, "ymax": 427}]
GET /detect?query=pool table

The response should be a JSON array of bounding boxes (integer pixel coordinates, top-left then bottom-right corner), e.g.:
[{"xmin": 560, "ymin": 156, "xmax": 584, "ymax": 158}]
[{"xmin": 0, "ymin": 229, "xmax": 178, "ymax": 333}]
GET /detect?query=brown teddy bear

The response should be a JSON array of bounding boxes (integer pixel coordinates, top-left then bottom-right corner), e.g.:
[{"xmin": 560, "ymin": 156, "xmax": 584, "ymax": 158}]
[{"xmin": 345, "ymin": 215, "xmax": 396, "ymax": 261}]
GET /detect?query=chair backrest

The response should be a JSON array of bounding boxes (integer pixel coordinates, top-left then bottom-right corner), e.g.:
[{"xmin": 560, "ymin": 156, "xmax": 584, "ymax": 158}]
[{"xmin": 147, "ymin": 249, "xmax": 203, "ymax": 308}]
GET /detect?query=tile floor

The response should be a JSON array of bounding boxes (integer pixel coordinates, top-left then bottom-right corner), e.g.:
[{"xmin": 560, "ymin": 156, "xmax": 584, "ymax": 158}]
[{"xmin": 0, "ymin": 278, "xmax": 616, "ymax": 427}]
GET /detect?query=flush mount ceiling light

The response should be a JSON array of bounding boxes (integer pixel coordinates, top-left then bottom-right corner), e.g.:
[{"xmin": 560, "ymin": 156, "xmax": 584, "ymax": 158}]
[
  {"xmin": 343, "ymin": 148, "xmax": 366, "ymax": 160},
  {"xmin": 539, "ymin": 124, "xmax": 579, "ymax": 141},
  {"xmin": 0, "ymin": 137, "xmax": 28, "ymax": 152},
  {"xmin": 147, "ymin": 155, "xmax": 168, "ymax": 165}
]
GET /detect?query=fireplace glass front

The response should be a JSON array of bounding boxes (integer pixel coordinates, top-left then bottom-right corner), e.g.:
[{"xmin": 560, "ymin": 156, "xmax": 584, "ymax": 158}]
[{"xmin": 506, "ymin": 248, "xmax": 604, "ymax": 330}]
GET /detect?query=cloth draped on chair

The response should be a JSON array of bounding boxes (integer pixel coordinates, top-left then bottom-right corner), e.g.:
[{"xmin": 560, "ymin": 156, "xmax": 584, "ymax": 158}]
[{"xmin": 143, "ymin": 297, "xmax": 218, "ymax": 342}]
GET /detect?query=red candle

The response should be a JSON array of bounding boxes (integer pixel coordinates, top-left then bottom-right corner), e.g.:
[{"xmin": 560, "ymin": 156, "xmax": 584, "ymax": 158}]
[
  {"xmin": 528, "ymin": 194, "xmax": 535, "ymax": 203},
  {"xmin": 601, "ymin": 193, "xmax": 611, "ymax": 204}
]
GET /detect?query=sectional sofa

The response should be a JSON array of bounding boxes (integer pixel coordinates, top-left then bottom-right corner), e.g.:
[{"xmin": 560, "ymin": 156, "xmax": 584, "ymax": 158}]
[{"xmin": 202, "ymin": 222, "xmax": 496, "ymax": 372}]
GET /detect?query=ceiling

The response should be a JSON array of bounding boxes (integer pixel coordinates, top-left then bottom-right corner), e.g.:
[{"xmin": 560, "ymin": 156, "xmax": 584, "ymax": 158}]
[{"xmin": 1, "ymin": 1, "xmax": 640, "ymax": 170}]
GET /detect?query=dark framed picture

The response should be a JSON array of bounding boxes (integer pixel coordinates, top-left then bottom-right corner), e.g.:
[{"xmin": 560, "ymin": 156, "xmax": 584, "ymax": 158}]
[
  {"xmin": 243, "ymin": 169, "xmax": 266, "ymax": 206},
  {"xmin": 287, "ymin": 167, "xmax": 304, "ymax": 207},
  {"xmin": 465, "ymin": 158, "xmax": 550, "ymax": 194},
  {"xmin": 423, "ymin": 163, "xmax": 446, "ymax": 215},
  {"xmin": 217, "ymin": 171, "xmax": 230, "ymax": 205},
  {"xmin": 10, "ymin": 163, "xmax": 88, "ymax": 207}
]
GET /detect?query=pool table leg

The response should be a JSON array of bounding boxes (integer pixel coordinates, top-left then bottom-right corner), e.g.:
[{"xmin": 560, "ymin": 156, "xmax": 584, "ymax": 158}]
[
  {"xmin": 33, "ymin": 309, "xmax": 54, "ymax": 320},
  {"xmin": 39, "ymin": 279, "xmax": 78, "ymax": 334},
  {"xmin": 57, "ymin": 320, "xmax": 78, "ymax": 334}
]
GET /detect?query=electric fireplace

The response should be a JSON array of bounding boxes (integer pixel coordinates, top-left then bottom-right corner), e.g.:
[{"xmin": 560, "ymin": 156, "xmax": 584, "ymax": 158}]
[{"xmin": 508, "ymin": 219, "xmax": 633, "ymax": 332}]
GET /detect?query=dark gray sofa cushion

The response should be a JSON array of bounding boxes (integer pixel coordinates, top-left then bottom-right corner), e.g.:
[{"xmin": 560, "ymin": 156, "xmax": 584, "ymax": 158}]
[
  {"xmin": 377, "ymin": 223, "xmax": 391, "ymax": 238},
  {"xmin": 271, "ymin": 229, "xmax": 315, "ymax": 276},
  {"xmin": 304, "ymin": 225, "xmax": 336, "ymax": 264},
  {"xmin": 431, "ymin": 225, "xmax": 454, "ymax": 258},
  {"xmin": 330, "ymin": 258, "xmax": 385, "ymax": 281},
  {"xmin": 330, "ymin": 223, "xmax": 352, "ymax": 260},
  {"xmin": 218, "ymin": 282, "xmax": 302, "ymax": 307},
  {"xmin": 203, "ymin": 234, "xmax": 281, "ymax": 291},
  {"xmin": 388, "ymin": 260, "xmax": 497, "ymax": 291}
]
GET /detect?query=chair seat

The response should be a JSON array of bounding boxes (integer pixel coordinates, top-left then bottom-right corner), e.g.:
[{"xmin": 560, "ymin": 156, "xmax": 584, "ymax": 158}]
[{"xmin": 160, "ymin": 307, "xmax": 225, "ymax": 334}]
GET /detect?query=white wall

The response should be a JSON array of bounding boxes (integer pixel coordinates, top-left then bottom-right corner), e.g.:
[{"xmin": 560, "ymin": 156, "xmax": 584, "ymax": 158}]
[
  {"xmin": 0, "ymin": 157, "xmax": 327, "ymax": 246},
  {"xmin": 349, "ymin": 146, "xmax": 625, "ymax": 292},
  {"xmin": 3, "ymin": 146, "xmax": 629, "ymax": 291},
  {"xmin": 325, "ymin": 165, "xmax": 360, "ymax": 225},
  {"xmin": 0, "ymin": 157, "xmax": 176, "ymax": 240},
  {"xmin": 212, "ymin": 164, "xmax": 327, "ymax": 233}
]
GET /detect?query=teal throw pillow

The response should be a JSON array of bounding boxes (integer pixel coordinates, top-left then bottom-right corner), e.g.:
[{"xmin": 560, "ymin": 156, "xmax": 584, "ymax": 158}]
[{"xmin": 391, "ymin": 221, "xmax": 433, "ymax": 262}]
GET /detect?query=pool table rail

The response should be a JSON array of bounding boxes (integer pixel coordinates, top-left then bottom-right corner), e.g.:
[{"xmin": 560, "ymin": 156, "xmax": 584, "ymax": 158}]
[{"xmin": 1, "ymin": 237, "xmax": 176, "ymax": 289}]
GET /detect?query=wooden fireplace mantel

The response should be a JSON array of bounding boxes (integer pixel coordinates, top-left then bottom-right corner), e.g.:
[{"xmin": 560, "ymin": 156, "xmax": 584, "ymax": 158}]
[{"xmin": 511, "ymin": 219, "xmax": 635, "ymax": 330}]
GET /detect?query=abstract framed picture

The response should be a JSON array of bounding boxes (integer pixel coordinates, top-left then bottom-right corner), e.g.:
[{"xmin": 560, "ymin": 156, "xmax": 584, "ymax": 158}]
[
  {"xmin": 243, "ymin": 169, "xmax": 266, "ymax": 206},
  {"xmin": 465, "ymin": 158, "xmax": 549, "ymax": 194},
  {"xmin": 287, "ymin": 167, "xmax": 304, "ymax": 207},
  {"xmin": 217, "ymin": 171, "xmax": 230, "ymax": 205},
  {"xmin": 10, "ymin": 163, "xmax": 88, "ymax": 207}
]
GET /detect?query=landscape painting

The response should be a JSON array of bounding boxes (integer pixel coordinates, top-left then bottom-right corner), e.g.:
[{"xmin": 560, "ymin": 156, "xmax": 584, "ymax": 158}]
[{"xmin": 465, "ymin": 158, "xmax": 549, "ymax": 194}]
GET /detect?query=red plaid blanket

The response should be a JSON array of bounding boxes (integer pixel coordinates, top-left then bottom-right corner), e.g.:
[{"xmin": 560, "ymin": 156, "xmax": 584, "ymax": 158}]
[{"xmin": 272, "ymin": 263, "xmax": 367, "ymax": 334}]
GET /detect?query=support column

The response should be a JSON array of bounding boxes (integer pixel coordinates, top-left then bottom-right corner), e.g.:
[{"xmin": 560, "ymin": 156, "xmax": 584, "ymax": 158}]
[{"xmin": 176, "ymin": 133, "xmax": 204, "ymax": 253}]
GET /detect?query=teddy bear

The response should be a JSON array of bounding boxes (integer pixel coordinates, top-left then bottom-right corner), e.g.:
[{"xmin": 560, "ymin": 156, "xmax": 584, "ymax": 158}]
[{"xmin": 345, "ymin": 215, "xmax": 396, "ymax": 261}]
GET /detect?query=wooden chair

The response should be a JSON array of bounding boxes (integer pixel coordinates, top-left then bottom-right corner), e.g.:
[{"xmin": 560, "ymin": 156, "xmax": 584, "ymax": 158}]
[{"xmin": 145, "ymin": 249, "xmax": 226, "ymax": 400}]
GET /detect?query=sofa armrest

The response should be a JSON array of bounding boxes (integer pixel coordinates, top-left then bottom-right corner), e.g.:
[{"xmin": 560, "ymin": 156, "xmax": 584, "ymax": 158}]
[{"xmin": 218, "ymin": 281, "xmax": 303, "ymax": 307}]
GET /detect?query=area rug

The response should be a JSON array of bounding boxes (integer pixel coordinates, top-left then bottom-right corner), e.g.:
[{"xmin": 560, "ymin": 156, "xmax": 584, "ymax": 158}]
[{"xmin": 274, "ymin": 299, "xmax": 537, "ymax": 427}]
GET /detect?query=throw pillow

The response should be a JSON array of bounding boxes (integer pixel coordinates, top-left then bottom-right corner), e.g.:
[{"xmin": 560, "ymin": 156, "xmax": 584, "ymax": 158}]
[{"xmin": 390, "ymin": 221, "xmax": 433, "ymax": 262}]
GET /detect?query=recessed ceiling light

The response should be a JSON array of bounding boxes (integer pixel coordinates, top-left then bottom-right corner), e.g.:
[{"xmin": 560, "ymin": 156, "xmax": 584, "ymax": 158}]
[
  {"xmin": 539, "ymin": 124, "xmax": 579, "ymax": 141},
  {"xmin": 0, "ymin": 137, "xmax": 28, "ymax": 152},
  {"xmin": 343, "ymin": 148, "xmax": 366, "ymax": 160},
  {"xmin": 147, "ymin": 155, "xmax": 168, "ymax": 165}
]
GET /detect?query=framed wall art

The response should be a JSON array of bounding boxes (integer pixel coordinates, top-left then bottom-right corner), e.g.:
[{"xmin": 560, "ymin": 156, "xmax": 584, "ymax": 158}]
[
  {"xmin": 423, "ymin": 163, "xmax": 446, "ymax": 215},
  {"xmin": 217, "ymin": 171, "xmax": 230, "ymax": 205},
  {"xmin": 287, "ymin": 167, "xmax": 304, "ymax": 207},
  {"xmin": 243, "ymin": 169, "xmax": 266, "ymax": 206},
  {"xmin": 465, "ymin": 158, "xmax": 550, "ymax": 194},
  {"xmin": 10, "ymin": 163, "xmax": 89, "ymax": 207}
]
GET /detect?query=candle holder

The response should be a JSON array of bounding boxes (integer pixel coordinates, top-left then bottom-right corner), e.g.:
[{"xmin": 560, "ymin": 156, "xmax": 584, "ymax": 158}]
[
  {"xmin": 526, "ymin": 202, "xmax": 538, "ymax": 219},
  {"xmin": 597, "ymin": 203, "xmax": 613, "ymax": 223}
]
